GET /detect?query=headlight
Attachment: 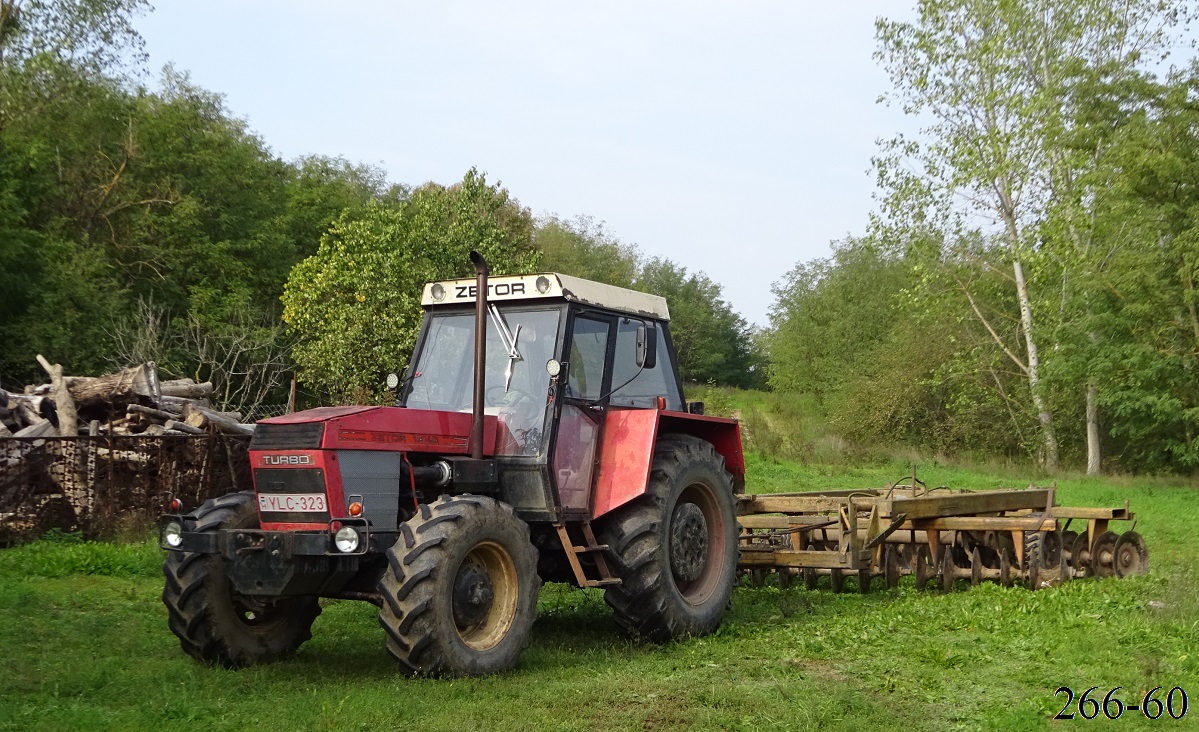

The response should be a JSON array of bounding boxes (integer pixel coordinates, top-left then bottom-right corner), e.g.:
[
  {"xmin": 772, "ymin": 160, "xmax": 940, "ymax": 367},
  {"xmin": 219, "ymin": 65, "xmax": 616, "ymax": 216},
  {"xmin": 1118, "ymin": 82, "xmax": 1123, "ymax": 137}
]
[
  {"xmin": 163, "ymin": 520, "xmax": 184, "ymax": 548},
  {"xmin": 334, "ymin": 526, "xmax": 360, "ymax": 553}
]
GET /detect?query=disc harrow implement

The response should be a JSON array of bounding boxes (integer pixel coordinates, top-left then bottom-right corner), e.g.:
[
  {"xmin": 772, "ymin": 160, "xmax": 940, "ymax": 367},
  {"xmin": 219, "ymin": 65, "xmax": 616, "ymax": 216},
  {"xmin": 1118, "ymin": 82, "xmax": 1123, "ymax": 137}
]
[{"xmin": 736, "ymin": 482, "xmax": 1145, "ymax": 592}]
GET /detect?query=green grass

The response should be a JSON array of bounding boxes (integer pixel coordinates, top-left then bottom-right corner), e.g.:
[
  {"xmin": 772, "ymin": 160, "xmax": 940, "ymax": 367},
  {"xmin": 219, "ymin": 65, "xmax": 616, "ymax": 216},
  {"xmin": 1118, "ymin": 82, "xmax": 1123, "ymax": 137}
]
[{"xmin": 1, "ymin": 455, "xmax": 1196, "ymax": 731}]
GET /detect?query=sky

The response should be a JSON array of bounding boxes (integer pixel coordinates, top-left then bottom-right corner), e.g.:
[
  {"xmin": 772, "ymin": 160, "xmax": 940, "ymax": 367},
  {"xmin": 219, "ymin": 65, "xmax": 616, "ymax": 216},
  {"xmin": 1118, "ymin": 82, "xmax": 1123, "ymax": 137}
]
[{"xmin": 136, "ymin": 2, "xmax": 916, "ymax": 327}]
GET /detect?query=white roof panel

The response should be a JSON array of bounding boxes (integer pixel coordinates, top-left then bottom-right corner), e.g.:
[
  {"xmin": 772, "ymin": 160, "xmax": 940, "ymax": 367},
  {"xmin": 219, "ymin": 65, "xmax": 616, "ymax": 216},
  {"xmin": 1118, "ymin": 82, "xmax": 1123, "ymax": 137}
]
[{"xmin": 421, "ymin": 273, "xmax": 670, "ymax": 320}]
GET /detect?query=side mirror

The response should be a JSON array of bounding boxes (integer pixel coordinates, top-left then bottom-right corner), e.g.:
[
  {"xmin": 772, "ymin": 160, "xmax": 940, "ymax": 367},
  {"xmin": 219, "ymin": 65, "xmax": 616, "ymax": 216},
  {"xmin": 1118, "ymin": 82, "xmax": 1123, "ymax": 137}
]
[{"xmin": 635, "ymin": 324, "xmax": 657, "ymax": 369}]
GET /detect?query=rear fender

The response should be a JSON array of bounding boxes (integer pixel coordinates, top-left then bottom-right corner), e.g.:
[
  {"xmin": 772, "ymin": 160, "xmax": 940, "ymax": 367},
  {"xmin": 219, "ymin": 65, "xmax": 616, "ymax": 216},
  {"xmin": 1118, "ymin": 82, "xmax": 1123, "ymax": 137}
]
[{"xmin": 591, "ymin": 409, "xmax": 744, "ymax": 519}]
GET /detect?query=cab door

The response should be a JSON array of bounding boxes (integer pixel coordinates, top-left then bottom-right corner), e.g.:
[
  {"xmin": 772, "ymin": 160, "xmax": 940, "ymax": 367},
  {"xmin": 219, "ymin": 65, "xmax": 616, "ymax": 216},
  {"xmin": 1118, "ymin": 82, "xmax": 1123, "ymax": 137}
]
[{"xmin": 551, "ymin": 311, "xmax": 614, "ymax": 513}]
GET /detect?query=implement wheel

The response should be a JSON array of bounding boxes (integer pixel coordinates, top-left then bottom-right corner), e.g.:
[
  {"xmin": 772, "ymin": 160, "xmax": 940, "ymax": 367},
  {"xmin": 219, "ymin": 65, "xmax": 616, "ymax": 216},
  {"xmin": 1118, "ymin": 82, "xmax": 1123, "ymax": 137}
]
[
  {"xmin": 378, "ymin": 495, "xmax": 540, "ymax": 676},
  {"xmin": 600, "ymin": 434, "xmax": 738, "ymax": 642},
  {"xmin": 162, "ymin": 491, "xmax": 321, "ymax": 668}
]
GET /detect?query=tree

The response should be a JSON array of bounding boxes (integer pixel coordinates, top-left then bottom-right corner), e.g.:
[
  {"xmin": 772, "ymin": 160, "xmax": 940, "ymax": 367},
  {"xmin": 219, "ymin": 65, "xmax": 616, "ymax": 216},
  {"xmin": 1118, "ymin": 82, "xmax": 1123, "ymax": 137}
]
[
  {"xmin": 638, "ymin": 257, "xmax": 763, "ymax": 389},
  {"xmin": 767, "ymin": 239, "xmax": 908, "ymax": 405},
  {"xmin": 875, "ymin": 0, "xmax": 1193, "ymax": 470},
  {"xmin": 281, "ymin": 169, "xmax": 540, "ymax": 403},
  {"xmin": 535, "ymin": 214, "xmax": 640, "ymax": 288}
]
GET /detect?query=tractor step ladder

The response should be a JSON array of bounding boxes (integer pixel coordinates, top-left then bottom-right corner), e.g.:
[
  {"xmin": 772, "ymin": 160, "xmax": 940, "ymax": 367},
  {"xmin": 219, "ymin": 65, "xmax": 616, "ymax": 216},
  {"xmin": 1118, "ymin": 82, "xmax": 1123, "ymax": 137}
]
[{"xmin": 554, "ymin": 522, "xmax": 622, "ymax": 588}]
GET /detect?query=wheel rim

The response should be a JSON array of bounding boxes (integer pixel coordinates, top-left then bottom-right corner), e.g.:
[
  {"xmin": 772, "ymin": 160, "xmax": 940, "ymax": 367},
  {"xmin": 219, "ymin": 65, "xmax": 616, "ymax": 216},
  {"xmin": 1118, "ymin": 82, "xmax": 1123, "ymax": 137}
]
[
  {"xmin": 667, "ymin": 483, "xmax": 728, "ymax": 606},
  {"xmin": 452, "ymin": 541, "xmax": 518, "ymax": 651}
]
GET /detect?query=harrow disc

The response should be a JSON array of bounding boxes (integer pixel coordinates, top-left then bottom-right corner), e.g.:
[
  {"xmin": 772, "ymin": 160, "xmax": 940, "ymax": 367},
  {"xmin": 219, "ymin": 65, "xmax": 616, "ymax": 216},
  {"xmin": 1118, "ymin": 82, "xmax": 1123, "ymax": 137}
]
[
  {"xmin": 803, "ymin": 544, "xmax": 819, "ymax": 590},
  {"xmin": 999, "ymin": 546, "xmax": 1012, "ymax": 587},
  {"xmin": 1112, "ymin": 531, "xmax": 1149, "ymax": 578},
  {"xmin": 829, "ymin": 568, "xmax": 844, "ymax": 593},
  {"xmin": 940, "ymin": 549, "xmax": 956, "ymax": 593},
  {"xmin": 1060, "ymin": 530, "xmax": 1079, "ymax": 563},
  {"xmin": 884, "ymin": 545, "xmax": 901, "ymax": 590},
  {"xmin": 858, "ymin": 568, "xmax": 871, "ymax": 594},
  {"xmin": 1069, "ymin": 532, "xmax": 1090, "ymax": 574},
  {"xmin": 914, "ymin": 545, "xmax": 936, "ymax": 591},
  {"xmin": 1091, "ymin": 530, "xmax": 1120, "ymax": 578},
  {"xmin": 970, "ymin": 547, "xmax": 983, "ymax": 586}
]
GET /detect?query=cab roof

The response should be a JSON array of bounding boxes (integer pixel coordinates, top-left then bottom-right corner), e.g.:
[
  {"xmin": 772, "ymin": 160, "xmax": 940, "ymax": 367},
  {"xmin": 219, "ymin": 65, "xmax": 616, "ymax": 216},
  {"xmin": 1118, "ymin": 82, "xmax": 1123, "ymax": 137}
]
[{"xmin": 421, "ymin": 273, "xmax": 670, "ymax": 321}]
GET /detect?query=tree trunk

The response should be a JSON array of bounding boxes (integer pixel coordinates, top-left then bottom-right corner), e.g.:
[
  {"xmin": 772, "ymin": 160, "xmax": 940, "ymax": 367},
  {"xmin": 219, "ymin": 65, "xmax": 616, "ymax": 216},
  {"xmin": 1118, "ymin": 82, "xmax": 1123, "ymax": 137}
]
[
  {"xmin": 66, "ymin": 362, "xmax": 160, "ymax": 409},
  {"xmin": 1086, "ymin": 382, "xmax": 1101, "ymax": 475},
  {"xmin": 1012, "ymin": 260, "xmax": 1059, "ymax": 469}
]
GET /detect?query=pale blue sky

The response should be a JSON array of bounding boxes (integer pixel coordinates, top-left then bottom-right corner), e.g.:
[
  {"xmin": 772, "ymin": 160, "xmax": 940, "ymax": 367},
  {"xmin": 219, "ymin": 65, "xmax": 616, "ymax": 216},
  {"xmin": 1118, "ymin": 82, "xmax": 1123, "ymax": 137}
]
[{"xmin": 136, "ymin": 2, "xmax": 915, "ymax": 327}]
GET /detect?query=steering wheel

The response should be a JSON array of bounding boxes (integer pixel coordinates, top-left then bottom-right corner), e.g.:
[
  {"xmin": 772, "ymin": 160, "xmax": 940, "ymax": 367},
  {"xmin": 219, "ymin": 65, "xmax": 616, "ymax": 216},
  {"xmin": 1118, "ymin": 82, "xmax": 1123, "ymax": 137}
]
[{"xmin": 486, "ymin": 385, "xmax": 539, "ymax": 423}]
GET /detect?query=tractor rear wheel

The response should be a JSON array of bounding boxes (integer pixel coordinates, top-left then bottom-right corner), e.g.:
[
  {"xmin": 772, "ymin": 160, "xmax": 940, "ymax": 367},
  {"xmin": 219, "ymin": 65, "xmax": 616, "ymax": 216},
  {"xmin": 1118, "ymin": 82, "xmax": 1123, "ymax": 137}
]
[
  {"xmin": 162, "ymin": 491, "xmax": 321, "ymax": 667},
  {"xmin": 377, "ymin": 494, "xmax": 540, "ymax": 676},
  {"xmin": 600, "ymin": 434, "xmax": 738, "ymax": 643}
]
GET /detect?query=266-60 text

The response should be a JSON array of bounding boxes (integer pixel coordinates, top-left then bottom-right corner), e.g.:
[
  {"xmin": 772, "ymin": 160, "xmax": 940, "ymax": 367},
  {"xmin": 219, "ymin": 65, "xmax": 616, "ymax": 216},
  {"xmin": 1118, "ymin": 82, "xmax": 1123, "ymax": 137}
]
[{"xmin": 1054, "ymin": 686, "xmax": 1188, "ymax": 721}]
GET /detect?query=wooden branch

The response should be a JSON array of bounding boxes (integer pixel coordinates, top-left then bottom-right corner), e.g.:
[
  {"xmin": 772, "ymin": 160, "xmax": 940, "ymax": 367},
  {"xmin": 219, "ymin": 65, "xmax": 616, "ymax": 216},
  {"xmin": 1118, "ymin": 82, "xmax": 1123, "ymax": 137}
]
[
  {"xmin": 958, "ymin": 284, "xmax": 1029, "ymax": 376},
  {"xmin": 158, "ymin": 395, "xmax": 207, "ymax": 412},
  {"xmin": 161, "ymin": 380, "xmax": 214, "ymax": 399},
  {"xmin": 126, "ymin": 403, "xmax": 176, "ymax": 422},
  {"xmin": 163, "ymin": 419, "xmax": 205, "ymax": 435},
  {"xmin": 14, "ymin": 420, "xmax": 56, "ymax": 438},
  {"xmin": 36, "ymin": 355, "xmax": 77, "ymax": 437},
  {"xmin": 182, "ymin": 403, "xmax": 254, "ymax": 436}
]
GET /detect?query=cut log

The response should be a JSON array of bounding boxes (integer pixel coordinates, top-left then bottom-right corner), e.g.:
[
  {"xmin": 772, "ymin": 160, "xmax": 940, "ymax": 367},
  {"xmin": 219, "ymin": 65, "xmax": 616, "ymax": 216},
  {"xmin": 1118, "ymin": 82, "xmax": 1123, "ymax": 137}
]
[
  {"xmin": 37, "ymin": 355, "xmax": 78, "ymax": 437},
  {"xmin": 181, "ymin": 403, "xmax": 255, "ymax": 436},
  {"xmin": 126, "ymin": 403, "xmax": 176, "ymax": 422},
  {"xmin": 160, "ymin": 380, "xmax": 213, "ymax": 399},
  {"xmin": 163, "ymin": 419, "xmax": 205, "ymax": 436},
  {"xmin": 14, "ymin": 420, "xmax": 56, "ymax": 438},
  {"xmin": 65, "ymin": 363, "xmax": 161, "ymax": 409}
]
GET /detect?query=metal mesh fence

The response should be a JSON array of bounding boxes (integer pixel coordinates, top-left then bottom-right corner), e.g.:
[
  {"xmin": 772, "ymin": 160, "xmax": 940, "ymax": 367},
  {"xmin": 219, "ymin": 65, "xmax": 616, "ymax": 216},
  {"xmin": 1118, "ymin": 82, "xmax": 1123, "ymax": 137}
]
[{"xmin": 0, "ymin": 434, "xmax": 251, "ymax": 544}]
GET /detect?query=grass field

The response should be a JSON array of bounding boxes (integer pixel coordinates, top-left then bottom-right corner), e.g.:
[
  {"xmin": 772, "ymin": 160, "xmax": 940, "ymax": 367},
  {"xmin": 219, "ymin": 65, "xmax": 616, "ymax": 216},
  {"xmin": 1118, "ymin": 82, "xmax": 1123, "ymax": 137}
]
[{"xmin": 1, "ymin": 452, "xmax": 1195, "ymax": 732}]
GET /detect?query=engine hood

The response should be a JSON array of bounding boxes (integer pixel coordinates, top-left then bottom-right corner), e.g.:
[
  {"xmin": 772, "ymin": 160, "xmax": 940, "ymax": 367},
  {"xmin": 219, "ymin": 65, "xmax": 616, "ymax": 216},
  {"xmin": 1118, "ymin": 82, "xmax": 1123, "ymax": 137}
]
[{"xmin": 256, "ymin": 406, "xmax": 498, "ymax": 455}]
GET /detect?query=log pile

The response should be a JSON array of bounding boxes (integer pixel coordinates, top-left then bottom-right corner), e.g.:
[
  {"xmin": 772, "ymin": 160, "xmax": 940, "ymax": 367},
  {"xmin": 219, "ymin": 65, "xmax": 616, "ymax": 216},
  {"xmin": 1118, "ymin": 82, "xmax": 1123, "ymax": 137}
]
[
  {"xmin": 1, "ymin": 357, "xmax": 258, "ymax": 542},
  {"xmin": 0, "ymin": 357, "xmax": 255, "ymax": 438}
]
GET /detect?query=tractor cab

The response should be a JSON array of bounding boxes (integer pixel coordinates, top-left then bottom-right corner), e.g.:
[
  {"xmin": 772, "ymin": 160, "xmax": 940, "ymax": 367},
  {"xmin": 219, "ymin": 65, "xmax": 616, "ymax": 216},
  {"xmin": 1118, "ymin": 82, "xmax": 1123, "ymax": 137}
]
[{"xmin": 402, "ymin": 273, "xmax": 687, "ymax": 521}]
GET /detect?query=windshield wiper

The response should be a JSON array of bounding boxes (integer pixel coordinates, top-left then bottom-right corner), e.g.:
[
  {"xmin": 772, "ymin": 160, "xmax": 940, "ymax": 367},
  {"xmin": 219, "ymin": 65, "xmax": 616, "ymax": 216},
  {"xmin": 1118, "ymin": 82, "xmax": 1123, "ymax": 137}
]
[{"xmin": 487, "ymin": 304, "xmax": 522, "ymax": 392}]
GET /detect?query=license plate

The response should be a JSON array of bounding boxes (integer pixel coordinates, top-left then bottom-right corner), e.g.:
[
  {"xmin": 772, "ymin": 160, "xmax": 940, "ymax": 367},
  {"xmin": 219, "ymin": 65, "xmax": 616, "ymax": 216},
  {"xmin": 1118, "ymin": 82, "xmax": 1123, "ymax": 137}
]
[{"xmin": 258, "ymin": 493, "xmax": 328, "ymax": 513}]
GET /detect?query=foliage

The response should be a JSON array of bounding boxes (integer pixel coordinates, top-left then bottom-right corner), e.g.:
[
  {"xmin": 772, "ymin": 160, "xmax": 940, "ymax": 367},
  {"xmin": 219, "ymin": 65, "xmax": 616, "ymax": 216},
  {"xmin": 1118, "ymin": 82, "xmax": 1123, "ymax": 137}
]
[
  {"xmin": 638, "ymin": 257, "xmax": 765, "ymax": 388},
  {"xmin": 867, "ymin": 0, "xmax": 1197, "ymax": 471},
  {"xmin": 535, "ymin": 214, "xmax": 640, "ymax": 288},
  {"xmin": 282, "ymin": 170, "xmax": 540, "ymax": 403}
]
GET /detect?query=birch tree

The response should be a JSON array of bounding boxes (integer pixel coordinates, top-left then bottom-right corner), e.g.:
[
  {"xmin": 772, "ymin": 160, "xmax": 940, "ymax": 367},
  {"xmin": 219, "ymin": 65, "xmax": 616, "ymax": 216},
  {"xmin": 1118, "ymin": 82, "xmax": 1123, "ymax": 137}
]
[{"xmin": 875, "ymin": 0, "xmax": 1193, "ymax": 470}]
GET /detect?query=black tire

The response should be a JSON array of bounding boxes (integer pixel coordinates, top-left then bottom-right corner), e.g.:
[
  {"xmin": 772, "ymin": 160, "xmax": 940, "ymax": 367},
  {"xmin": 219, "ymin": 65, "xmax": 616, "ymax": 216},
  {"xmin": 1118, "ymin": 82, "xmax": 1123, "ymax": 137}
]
[
  {"xmin": 377, "ymin": 494, "xmax": 540, "ymax": 676},
  {"xmin": 599, "ymin": 434, "xmax": 738, "ymax": 643},
  {"xmin": 162, "ymin": 491, "xmax": 321, "ymax": 668}
]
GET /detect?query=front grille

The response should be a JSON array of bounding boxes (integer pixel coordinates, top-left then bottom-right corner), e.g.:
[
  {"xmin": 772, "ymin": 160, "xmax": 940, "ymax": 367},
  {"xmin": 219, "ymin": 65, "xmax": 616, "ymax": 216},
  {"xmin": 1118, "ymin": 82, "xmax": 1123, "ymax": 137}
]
[
  {"xmin": 254, "ymin": 468, "xmax": 330, "ymax": 523},
  {"xmin": 250, "ymin": 422, "xmax": 325, "ymax": 450}
]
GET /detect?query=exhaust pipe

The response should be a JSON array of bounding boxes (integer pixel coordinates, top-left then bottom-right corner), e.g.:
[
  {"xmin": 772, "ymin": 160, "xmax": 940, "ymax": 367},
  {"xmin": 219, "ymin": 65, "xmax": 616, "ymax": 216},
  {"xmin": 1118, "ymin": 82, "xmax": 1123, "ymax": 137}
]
[{"xmin": 469, "ymin": 250, "xmax": 489, "ymax": 460}]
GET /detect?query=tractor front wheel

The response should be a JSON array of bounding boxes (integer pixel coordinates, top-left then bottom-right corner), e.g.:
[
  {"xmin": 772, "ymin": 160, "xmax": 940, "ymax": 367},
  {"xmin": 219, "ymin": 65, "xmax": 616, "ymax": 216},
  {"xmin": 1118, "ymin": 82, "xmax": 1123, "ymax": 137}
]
[
  {"xmin": 377, "ymin": 494, "xmax": 540, "ymax": 676},
  {"xmin": 600, "ymin": 434, "xmax": 738, "ymax": 642},
  {"xmin": 162, "ymin": 491, "xmax": 321, "ymax": 667}
]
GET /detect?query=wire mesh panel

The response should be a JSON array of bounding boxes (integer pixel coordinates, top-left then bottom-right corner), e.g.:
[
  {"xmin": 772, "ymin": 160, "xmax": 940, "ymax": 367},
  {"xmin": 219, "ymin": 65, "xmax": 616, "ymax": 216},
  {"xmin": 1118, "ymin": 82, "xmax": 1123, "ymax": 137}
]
[{"xmin": 0, "ymin": 434, "xmax": 251, "ymax": 543}]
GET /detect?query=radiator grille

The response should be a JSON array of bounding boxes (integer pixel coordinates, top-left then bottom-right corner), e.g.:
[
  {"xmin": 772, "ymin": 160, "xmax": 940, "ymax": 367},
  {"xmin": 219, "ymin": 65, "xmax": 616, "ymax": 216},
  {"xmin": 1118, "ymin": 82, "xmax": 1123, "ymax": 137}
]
[{"xmin": 250, "ymin": 422, "xmax": 325, "ymax": 450}]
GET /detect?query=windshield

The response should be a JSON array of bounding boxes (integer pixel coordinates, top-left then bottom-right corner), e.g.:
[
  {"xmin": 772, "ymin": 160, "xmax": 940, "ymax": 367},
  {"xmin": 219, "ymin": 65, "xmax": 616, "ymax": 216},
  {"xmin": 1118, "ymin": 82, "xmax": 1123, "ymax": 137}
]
[{"xmin": 405, "ymin": 306, "xmax": 561, "ymax": 456}]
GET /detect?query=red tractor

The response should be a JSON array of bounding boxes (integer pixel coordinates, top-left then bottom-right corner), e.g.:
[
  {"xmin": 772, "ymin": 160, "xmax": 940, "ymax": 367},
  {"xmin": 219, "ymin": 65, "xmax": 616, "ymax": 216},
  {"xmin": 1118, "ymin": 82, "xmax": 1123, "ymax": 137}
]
[{"xmin": 161, "ymin": 253, "xmax": 744, "ymax": 676}]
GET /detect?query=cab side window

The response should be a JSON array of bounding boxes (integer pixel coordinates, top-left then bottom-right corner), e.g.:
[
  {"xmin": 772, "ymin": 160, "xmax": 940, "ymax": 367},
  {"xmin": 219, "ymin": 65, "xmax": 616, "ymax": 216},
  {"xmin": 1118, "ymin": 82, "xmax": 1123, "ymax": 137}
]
[
  {"xmin": 565, "ymin": 315, "xmax": 610, "ymax": 400},
  {"xmin": 610, "ymin": 320, "xmax": 683, "ymax": 410}
]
